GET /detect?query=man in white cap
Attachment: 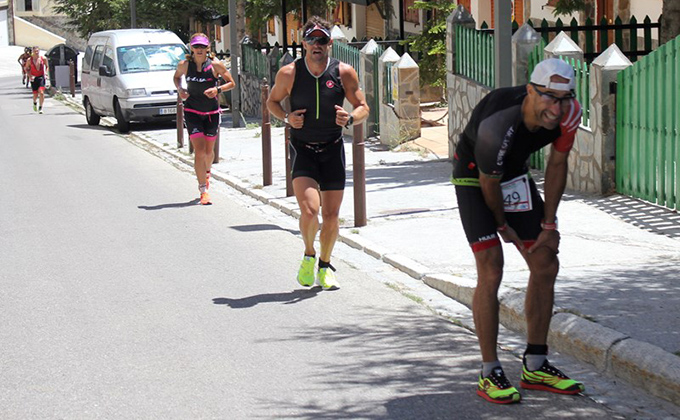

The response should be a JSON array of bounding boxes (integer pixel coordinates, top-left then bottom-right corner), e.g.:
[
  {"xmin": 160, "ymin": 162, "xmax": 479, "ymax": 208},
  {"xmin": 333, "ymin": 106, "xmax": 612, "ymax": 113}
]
[
  {"xmin": 267, "ymin": 16, "xmax": 368, "ymax": 290},
  {"xmin": 451, "ymin": 58, "xmax": 584, "ymax": 404}
]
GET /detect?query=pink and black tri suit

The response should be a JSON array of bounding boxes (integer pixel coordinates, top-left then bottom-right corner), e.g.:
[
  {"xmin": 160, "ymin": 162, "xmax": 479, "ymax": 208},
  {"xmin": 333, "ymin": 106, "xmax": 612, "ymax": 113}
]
[{"xmin": 184, "ymin": 58, "xmax": 220, "ymax": 140}]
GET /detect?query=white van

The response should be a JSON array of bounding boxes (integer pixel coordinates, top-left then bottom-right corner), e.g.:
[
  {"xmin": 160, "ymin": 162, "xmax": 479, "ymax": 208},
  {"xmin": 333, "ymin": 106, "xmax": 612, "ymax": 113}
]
[{"xmin": 81, "ymin": 29, "xmax": 188, "ymax": 133}]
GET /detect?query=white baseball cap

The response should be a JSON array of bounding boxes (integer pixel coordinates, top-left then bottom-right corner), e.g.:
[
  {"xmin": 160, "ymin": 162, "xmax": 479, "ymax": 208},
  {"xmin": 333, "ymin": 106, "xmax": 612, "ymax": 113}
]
[{"xmin": 530, "ymin": 58, "xmax": 575, "ymax": 91}]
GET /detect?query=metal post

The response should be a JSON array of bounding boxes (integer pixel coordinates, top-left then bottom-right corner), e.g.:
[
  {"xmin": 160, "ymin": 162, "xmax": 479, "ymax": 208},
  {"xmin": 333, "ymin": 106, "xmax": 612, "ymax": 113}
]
[
  {"xmin": 352, "ymin": 123, "xmax": 366, "ymax": 227},
  {"xmin": 229, "ymin": 0, "xmax": 243, "ymax": 128},
  {"xmin": 130, "ymin": 0, "xmax": 137, "ymax": 28},
  {"xmin": 213, "ymin": 119, "xmax": 220, "ymax": 164},
  {"xmin": 69, "ymin": 60, "xmax": 75, "ymax": 97},
  {"xmin": 176, "ymin": 95, "xmax": 184, "ymax": 148},
  {"xmin": 285, "ymin": 124, "xmax": 293, "ymax": 197},
  {"xmin": 261, "ymin": 79, "xmax": 272, "ymax": 186},
  {"xmin": 494, "ymin": 0, "xmax": 512, "ymax": 88}
]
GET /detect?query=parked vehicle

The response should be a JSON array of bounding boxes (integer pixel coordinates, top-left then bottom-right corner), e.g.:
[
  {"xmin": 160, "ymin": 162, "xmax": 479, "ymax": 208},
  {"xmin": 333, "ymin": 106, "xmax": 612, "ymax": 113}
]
[{"xmin": 81, "ymin": 29, "xmax": 188, "ymax": 133}]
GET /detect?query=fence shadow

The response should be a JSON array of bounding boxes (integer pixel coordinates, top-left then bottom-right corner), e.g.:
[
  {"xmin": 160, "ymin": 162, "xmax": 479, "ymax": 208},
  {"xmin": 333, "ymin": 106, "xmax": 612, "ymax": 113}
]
[{"xmin": 531, "ymin": 171, "xmax": 680, "ymax": 239}]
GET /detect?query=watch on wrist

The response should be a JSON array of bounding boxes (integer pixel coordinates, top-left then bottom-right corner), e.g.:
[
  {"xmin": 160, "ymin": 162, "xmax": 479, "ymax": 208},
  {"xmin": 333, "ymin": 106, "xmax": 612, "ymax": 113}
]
[
  {"xmin": 216, "ymin": 85, "xmax": 222, "ymax": 93},
  {"xmin": 345, "ymin": 114, "xmax": 354, "ymax": 128},
  {"xmin": 284, "ymin": 113, "xmax": 289, "ymax": 124}
]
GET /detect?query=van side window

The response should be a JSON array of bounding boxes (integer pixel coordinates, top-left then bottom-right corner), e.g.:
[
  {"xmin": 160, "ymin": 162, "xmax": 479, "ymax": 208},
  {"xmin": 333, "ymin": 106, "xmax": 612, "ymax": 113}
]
[
  {"xmin": 92, "ymin": 45, "xmax": 105, "ymax": 71},
  {"xmin": 82, "ymin": 45, "xmax": 94, "ymax": 72},
  {"xmin": 103, "ymin": 46, "xmax": 116, "ymax": 76}
]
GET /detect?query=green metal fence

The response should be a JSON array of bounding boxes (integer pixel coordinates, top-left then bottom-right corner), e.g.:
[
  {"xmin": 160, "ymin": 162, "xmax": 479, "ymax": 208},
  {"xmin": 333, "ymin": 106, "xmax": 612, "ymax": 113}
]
[
  {"xmin": 384, "ymin": 61, "xmax": 395, "ymax": 106},
  {"xmin": 616, "ymin": 36, "xmax": 680, "ymax": 210},
  {"xmin": 332, "ymin": 42, "xmax": 362, "ymax": 79},
  {"xmin": 242, "ymin": 43, "xmax": 269, "ymax": 79},
  {"xmin": 455, "ymin": 24, "xmax": 495, "ymax": 88}
]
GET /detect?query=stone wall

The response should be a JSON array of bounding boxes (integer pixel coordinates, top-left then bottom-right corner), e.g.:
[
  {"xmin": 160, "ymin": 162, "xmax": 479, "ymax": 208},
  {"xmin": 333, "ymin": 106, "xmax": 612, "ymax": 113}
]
[
  {"xmin": 240, "ymin": 72, "xmax": 263, "ymax": 118},
  {"xmin": 446, "ymin": 72, "xmax": 490, "ymax": 160}
]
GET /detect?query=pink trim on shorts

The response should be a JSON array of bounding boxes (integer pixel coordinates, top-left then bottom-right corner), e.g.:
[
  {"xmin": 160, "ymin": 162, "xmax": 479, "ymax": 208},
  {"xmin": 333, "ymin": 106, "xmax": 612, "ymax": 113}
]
[
  {"xmin": 184, "ymin": 107, "xmax": 220, "ymax": 116},
  {"xmin": 189, "ymin": 133, "xmax": 217, "ymax": 141}
]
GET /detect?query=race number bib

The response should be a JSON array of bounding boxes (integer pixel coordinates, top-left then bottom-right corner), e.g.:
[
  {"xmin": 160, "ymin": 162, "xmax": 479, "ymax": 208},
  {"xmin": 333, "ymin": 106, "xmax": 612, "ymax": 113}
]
[{"xmin": 501, "ymin": 174, "xmax": 532, "ymax": 212}]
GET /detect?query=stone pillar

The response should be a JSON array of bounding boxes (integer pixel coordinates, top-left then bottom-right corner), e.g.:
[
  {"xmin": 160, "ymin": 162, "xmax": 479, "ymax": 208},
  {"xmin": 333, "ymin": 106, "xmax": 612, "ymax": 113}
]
[
  {"xmin": 544, "ymin": 31, "xmax": 584, "ymax": 62},
  {"xmin": 267, "ymin": 45, "xmax": 280, "ymax": 88},
  {"xmin": 378, "ymin": 47, "xmax": 401, "ymax": 146},
  {"xmin": 360, "ymin": 39, "xmax": 381, "ymax": 138},
  {"xmin": 590, "ymin": 44, "xmax": 632, "ymax": 194},
  {"xmin": 331, "ymin": 26, "xmax": 348, "ymax": 43},
  {"xmin": 512, "ymin": 23, "xmax": 542, "ymax": 86},
  {"xmin": 392, "ymin": 53, "xmax": 421, "ymax": 143}
]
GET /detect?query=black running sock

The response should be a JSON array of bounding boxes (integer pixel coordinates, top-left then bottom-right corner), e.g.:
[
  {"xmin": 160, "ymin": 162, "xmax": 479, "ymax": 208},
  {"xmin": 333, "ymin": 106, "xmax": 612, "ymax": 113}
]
[
  {"xmin": 304, "ymin": 253, "xmax": 316, "ymax": 258},
  {"xmin": 318, "ymin": 259, "xmax": 331, "ymax": 269}
]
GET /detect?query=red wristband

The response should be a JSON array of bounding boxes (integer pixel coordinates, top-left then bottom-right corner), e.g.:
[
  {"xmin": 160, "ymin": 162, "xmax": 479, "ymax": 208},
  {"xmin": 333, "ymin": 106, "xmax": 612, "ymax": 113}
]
[{"xmin": 541, "ymin": 220, "xmax": 558, "ymax": 230}]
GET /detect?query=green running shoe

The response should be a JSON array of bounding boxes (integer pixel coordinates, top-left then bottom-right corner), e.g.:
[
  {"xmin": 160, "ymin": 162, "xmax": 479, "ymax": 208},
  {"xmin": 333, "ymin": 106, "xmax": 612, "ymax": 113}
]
[
  {"xmin": 477, "ymin": 367, "xmax": 521, "ymax": 404},
  {"xmin": 33, "ymin": 103, "xmax": 37, "ymax": 112},
  {"xmin": 317, "ymin": 265, "xmax": 339, "ymax": 290},
  {"xmin": 296, "ymin": 255, "xmax": 316, "ymax": 287},
  {"xmin": 520, "ymin": 360, "xmax": 585, "ymax": 394}
]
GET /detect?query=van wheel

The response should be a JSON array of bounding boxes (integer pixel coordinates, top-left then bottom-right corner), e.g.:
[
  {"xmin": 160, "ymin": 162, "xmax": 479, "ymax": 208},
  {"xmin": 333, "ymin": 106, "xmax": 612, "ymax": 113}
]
[
  {"xmin": 84, "ymin": 97, "xmax": 100, "ymax": 126},
  {"xmin": 114, "ymin": 99, "xmax": 130, "ymax": 133}
]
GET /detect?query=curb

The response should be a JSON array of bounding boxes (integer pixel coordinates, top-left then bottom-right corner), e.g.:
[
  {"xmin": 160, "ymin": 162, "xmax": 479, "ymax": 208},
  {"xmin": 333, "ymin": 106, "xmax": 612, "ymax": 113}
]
[{"xmin": 58, "ymin": 94, "xmax": 680, "ymax": 407}]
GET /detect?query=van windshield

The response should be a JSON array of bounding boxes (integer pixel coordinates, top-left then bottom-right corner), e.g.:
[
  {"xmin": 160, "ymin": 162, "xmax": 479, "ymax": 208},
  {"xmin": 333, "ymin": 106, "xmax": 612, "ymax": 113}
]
[{"xmin": 117, "ymin": 44, "xmax": 187, "ymax": 73}]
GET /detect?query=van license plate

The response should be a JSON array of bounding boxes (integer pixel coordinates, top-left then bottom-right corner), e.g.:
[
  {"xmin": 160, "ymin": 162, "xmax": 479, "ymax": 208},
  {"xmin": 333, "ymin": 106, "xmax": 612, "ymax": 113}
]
[{"xmin": 160, "ymin": 107, "xmax": 176, "ymax": 115}]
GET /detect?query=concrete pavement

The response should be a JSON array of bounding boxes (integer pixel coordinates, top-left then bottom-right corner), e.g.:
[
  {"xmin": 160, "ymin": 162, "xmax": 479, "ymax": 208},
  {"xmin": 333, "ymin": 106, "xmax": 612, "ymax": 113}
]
[{"xmin": 2, "ymin": 45, "xmax": 678, "ymax": 408}]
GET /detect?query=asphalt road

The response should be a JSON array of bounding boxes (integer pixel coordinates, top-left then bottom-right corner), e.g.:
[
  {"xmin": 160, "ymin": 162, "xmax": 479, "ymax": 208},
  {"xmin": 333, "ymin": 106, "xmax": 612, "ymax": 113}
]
[{"xmin": 0, "ymin": 76, "xmax": 650, "ymax": 419}]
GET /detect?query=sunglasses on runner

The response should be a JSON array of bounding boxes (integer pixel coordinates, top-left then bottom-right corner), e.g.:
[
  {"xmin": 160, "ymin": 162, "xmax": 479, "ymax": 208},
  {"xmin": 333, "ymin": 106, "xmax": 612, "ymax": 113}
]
[
  {"xmin": 192, "ymin": 44, "xmax": 208, "ymax": 49},
  {"xmin": 303, "ymin": 36, "xmax": 330, "ymax": 46},
  {"xmin": 531, "ymin": 83, "xmax": 575, "ymax": 105}
]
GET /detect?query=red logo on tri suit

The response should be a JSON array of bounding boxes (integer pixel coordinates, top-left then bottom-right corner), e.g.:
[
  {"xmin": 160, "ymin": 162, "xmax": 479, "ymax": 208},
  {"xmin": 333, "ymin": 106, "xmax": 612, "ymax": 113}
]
[{"xmin": 326, "ymin": 80, "xmax": 335, "ymax": 89}]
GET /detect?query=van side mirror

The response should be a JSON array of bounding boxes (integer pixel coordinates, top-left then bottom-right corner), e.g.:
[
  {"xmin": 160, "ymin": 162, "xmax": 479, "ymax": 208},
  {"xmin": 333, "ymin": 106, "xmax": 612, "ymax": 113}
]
[{"xmin": 99, "ymin": 65, "xmax": 112, "ymax": 77}]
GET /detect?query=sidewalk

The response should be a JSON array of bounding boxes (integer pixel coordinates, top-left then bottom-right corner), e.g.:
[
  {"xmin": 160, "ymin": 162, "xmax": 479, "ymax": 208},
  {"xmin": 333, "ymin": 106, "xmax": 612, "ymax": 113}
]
[{"xmin": 39, "ymin": 62, "xmax": 680, "ymax": 406}]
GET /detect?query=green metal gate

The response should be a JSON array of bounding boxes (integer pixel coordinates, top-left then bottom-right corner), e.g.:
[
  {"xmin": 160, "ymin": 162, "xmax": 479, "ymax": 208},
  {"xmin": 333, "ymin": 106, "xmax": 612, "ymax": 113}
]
[{"xmin": 616, "ymin": 36, "xmax": 680, "ymax": 210}]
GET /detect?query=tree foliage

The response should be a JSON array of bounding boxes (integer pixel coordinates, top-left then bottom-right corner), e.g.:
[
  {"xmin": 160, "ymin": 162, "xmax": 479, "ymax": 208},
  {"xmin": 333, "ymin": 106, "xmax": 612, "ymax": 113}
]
[
  {"xmin": 550, "ymin": 0, "xmax": 588, "ymax": 17},
  {"xmin": 53, "ymin": 0, "xmax": 228, "ymax": 41},
  {"xmin": 404, "ymin": 0, "xmax": 456, "ymax": 87}
]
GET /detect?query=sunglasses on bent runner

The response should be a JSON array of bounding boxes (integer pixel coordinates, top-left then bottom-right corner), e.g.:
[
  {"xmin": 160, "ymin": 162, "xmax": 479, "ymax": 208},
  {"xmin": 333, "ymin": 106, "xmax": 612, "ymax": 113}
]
[
  {"xmin": 530, "ymin": 83, "xmax": 576, "ymax": 106},
  {"xmin": 303, "ymin": 36, "xmax": 330, "ymax": 46}
]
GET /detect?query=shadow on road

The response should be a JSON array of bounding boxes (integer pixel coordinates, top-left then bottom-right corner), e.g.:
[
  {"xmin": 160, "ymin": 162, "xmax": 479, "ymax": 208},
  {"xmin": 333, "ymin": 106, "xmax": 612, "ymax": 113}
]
[
  {"xmin": 137, "ymin": 198, "xmax": 200, "ymax": 210},
  {"xmin": 230, "ymin": 223, "xmax": 299, "ymax": 235},
  {"xmin": 213, "ymin": 288, "xmax": 321, "ymax": 308}
]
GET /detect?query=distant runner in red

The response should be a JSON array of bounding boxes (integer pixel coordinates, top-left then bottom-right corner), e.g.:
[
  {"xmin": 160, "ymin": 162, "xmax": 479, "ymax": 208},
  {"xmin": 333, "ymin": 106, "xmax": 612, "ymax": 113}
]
[
  {"xmin": 18, "ymin": 47, "xmax": 31, "ymax": 87},
  {"xmin": 25, "ymin": 46, "xmax": 49, "ymax": 114}
]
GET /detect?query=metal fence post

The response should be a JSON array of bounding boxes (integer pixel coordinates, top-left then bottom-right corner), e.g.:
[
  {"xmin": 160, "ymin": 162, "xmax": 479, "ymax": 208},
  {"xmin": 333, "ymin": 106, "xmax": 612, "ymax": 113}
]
[
  {"xmin": 261, "ymin": 79, "xmax": 272, "ymax": 186},
  {"xmin": 68, "ymin": 60, "xmax": 75, "ymax": 97},
  {"xmin": 285, "ymin": 123, "xmax": 294, "ymax": 197},
  {"xmin": 352, "ymin": 123, "xmax": 367, "ymax": 227},
  {"xmin": 213, "ymin": 119, "xmax": 220, "ymax": 164},
  {"xmin": 176, "ymin": 95, "xmax": 184, "ymax": 149}
]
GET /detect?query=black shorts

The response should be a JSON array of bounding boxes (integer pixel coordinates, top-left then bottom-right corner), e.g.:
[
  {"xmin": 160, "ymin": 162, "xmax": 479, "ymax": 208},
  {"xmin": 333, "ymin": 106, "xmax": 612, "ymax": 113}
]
[
  {"xmin": 31, "ymin": 76, "xmax": 45, "ymax": 92},
  {"xmin": 289, "ymin": 137, "xmax": 346, "ymax": 191},
  {"xmin": 455, "ymin": 177, "xmax": 544, "ymax": 252},
  {"xmin": 184, "ymin": 110, "xmax": 220, "ymax": 140}
]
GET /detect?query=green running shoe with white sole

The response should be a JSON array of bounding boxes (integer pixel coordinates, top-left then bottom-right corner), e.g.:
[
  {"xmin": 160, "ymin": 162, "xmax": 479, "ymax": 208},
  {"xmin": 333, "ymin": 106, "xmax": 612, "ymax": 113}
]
[
  {"xmin": 477, "ymin": 367, "xmax": 521, "ymax": 404},
  {"xmin": 297, "ymin": 256, "xmax": 316, "ymax": 287},
  {"xmin": 317, "ymin": 265, "xmax": 339, "ymax": 290},
  {"xmin": 520, "ymin": 360, "xmax": 585, "ymax": 394}
]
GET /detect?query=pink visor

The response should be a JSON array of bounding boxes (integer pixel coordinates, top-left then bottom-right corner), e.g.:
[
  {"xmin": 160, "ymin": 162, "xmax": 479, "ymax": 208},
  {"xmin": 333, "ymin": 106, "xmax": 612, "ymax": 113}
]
[{"xmin": 190, "ymin": 35, "xmax": 210, "ymax": 46}]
